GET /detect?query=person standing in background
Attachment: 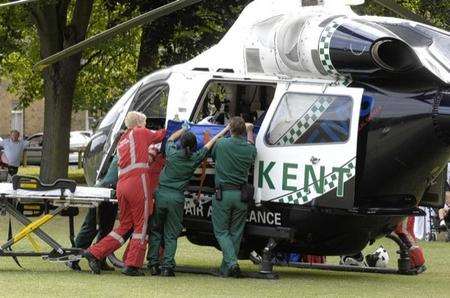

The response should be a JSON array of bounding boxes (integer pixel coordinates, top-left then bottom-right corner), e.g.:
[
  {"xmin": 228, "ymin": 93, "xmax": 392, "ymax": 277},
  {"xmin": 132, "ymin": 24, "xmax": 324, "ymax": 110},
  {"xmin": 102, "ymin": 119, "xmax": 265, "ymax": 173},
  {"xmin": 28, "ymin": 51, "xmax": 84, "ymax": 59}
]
[{"xmin": 0, "ymin": 130, "xmax": 29, "ymax": 176}]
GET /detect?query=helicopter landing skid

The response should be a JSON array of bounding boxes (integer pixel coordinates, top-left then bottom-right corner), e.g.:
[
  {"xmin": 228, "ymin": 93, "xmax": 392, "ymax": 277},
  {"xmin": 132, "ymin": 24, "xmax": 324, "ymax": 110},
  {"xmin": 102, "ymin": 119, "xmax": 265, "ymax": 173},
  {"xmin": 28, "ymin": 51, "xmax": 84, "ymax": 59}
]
[
  {"xmin": 274, "ymin": 234, "xmax": 425, "ymax": 276},
  {"xmin": 174, "ymin": 266, "xmax": 279, "ymax": 280}
]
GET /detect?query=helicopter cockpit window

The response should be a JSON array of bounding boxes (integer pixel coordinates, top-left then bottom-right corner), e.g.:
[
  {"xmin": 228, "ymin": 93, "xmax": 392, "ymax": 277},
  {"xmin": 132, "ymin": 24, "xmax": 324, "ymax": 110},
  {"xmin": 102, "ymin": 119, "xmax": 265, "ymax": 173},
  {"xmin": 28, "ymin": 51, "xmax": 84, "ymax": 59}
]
[
  {"xmin": 192, "ymin": 81, "xmax": 276, "ymax": 126},
  {"xmin": 266, "ymin": 93, "xmax": 352, "ymax": 146},
  {"xmin": 134, "ymin": 84, "xmax": 169, "ymax": 130},
  {"xmin": 97, "ymin": 84, "xmax": 139, "ymax": 130}
]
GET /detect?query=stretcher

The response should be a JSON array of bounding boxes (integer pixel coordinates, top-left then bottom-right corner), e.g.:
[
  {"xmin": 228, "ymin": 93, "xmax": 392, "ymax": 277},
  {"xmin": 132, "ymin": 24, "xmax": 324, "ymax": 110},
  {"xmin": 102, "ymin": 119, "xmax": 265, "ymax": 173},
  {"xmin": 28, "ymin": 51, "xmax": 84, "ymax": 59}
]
[{"xmin": 0, "ymin": 176, "xmax": 116, "ymax": 265}]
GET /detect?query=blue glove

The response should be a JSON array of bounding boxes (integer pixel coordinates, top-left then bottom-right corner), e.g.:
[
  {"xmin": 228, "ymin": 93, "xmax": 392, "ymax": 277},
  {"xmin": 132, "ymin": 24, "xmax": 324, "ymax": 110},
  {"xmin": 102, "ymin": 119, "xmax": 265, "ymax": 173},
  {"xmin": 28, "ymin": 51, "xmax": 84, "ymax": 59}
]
[{"xmin": 182, "ymin": 120, "xmax": 191, "ymax": 130}]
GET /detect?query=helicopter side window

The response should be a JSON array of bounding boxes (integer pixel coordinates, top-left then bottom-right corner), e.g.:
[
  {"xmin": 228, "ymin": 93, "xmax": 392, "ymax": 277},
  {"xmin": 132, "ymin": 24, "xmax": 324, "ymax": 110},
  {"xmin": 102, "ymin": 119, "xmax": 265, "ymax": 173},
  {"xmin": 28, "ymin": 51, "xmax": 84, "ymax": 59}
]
[
  {"xmin": 192, "ymin": 81, "xmax": 276, "ymax": 126},
  {"xmin": 134, "ymin": 85, "xmax": 169, "ymax": 130},
  {"xmin": 266, "ymin": 93, "xmax": 352, "ymax": 146}
]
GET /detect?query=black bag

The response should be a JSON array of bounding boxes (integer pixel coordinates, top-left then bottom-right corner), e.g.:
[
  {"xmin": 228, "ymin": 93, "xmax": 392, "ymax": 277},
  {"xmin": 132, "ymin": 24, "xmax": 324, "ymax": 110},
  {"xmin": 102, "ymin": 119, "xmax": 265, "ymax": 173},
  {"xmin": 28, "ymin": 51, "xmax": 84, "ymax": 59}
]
[{"xmin": 241, "ymin": 183, "xmax": 255, "ymax": 203}]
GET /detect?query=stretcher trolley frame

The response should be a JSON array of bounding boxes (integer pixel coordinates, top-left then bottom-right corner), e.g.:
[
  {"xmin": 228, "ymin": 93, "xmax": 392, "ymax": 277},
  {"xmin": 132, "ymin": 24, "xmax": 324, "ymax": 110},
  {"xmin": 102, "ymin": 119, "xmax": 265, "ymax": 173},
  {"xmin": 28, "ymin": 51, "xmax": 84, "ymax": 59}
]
[{"xmin": 0, "ymin": 176, "xmax": 116, "ymax": 265}]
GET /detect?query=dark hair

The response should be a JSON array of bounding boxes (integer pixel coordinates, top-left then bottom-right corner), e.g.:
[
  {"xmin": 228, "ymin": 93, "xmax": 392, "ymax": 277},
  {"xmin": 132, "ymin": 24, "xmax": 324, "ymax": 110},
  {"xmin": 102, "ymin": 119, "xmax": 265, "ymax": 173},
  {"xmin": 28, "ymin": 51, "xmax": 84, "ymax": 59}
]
[
  {"xmin": 180, "ymin": 132, "xmax": 197, "ymax": 157},
  {"xmin": 230, "ymin": 116, "xmax": 246, "ymax": 136}
]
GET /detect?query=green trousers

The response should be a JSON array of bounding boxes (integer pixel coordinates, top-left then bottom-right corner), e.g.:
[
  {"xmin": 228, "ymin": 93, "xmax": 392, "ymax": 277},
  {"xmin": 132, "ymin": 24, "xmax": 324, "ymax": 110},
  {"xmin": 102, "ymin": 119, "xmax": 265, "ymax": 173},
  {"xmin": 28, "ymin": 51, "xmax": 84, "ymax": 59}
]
[
  {"xmin": 148, "ymin": 188, "xmax": 184, "ymax": 269},
  {"xmin": 212, "ymin": 190, "xmax": 248, "ymax": 275}
]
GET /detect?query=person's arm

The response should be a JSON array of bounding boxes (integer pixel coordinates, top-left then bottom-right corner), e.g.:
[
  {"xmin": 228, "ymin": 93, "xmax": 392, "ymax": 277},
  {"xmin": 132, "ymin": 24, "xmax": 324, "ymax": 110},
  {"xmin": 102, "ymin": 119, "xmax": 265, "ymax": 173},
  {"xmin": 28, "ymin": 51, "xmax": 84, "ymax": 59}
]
[
  {"xmin": 168, "ymin": 128, "xmax": 186, "ymax": 142},
  {"xmin": 149, "ymin": 128, "xmax": 166, "ymax": 144},
  {"xmin": 246, "ymin": 123, "xmax": 255, "ymax": 144},
  {"xmin": 204, "ymin": 125, "xmax": 229, "ymax": 151}
]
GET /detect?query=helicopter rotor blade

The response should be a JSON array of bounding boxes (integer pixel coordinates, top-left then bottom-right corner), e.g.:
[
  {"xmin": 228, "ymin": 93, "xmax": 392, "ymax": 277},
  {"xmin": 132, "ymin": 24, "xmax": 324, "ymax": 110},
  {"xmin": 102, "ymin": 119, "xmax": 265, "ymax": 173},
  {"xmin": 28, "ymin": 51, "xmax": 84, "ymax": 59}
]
[
  {"xmin": 34, "ymin": 0, "xmax": 203, "ymax": 70},
  {"xmin": 0, "ymin": 0, "xmax": 38, "ymax": 8},
  {"xmin": 372, "ymin": 0, "xmax": 430, "ymax": 25}
]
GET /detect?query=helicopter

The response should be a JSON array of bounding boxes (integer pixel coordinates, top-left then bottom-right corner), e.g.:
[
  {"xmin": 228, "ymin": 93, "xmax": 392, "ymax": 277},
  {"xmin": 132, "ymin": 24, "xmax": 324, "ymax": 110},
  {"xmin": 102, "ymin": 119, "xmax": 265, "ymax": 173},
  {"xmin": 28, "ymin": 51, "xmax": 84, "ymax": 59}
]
[{"xmin": 3, "ymin": 0, "xmax": 450, "ymax": 277}]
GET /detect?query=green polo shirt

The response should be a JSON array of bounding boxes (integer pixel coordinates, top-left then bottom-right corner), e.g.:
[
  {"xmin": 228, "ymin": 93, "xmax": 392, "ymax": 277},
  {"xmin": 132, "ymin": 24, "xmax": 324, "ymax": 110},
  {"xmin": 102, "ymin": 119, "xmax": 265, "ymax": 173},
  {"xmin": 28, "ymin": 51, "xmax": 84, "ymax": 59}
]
[
  {"xmin": 212, "ymin": 136, "xmax": 257, "ymax": 187},
  {"xmin": 159, "ymin": 140, "xmax": 208, "ymax": 192}
]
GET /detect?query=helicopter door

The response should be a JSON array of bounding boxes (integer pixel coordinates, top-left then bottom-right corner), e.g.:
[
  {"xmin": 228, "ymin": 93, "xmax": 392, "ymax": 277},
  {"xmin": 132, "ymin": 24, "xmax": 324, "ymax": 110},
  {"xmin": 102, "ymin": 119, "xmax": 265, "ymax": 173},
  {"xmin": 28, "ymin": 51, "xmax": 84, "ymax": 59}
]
[
  {"xmin": 95, "ymin": 83, "xmax": 169, "ymax": 182},
  {"xmin": 254, "ymin": 82, "xmax": 363, "ymax": 209},
  {"xmin": 95, "ymin": 83, "xmax": 142, "ymax": 183}
]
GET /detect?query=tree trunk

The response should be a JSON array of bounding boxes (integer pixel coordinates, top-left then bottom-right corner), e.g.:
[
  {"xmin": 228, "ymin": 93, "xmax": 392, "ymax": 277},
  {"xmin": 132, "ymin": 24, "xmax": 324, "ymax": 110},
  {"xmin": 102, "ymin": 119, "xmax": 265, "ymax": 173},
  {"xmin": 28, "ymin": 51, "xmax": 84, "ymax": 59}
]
[
  {"xmin": 136, "ymin": 24, "xmax": 162, "ymax": 77},
  {"xmin": 32, "ymin": 0, "xmax": 93, "ymax": 183}
]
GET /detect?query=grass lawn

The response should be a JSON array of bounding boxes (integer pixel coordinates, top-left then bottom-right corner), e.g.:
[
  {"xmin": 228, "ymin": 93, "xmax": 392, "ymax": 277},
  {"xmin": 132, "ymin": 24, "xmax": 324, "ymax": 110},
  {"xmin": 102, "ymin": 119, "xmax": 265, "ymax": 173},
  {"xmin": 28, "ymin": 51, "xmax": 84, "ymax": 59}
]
[{"xmin": 0, "ymin": 210, "xmax": 449, "ymax": 297}]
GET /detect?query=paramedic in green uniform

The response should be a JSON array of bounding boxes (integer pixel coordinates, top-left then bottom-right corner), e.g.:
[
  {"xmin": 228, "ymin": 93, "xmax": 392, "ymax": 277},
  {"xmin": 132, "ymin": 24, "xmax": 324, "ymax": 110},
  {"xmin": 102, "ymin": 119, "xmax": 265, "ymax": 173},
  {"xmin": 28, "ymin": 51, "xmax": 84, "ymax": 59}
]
[
  {"xmin": 212, "ymin": 116, "xmax": 256, "ymax": 277},
  {"xmin": 148, "ymin": 124, "xmax": 229, "ymax": 277}
]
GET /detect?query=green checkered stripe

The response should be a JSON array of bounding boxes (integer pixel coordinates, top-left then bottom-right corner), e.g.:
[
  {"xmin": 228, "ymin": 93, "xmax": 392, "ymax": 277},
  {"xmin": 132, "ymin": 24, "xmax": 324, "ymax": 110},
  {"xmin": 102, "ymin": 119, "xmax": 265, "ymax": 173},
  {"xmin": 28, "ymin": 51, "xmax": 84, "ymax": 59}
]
[
  {"xmin": 318, "ymin": 18, "xmax": 352, "ymax": 86},
  {"xmin": 276, "ymin": 97, "xmax": 334, "ymax": 146},
  {"xmin": 274, "ymin": 158, "xmax": 356, "ymax": 205}
]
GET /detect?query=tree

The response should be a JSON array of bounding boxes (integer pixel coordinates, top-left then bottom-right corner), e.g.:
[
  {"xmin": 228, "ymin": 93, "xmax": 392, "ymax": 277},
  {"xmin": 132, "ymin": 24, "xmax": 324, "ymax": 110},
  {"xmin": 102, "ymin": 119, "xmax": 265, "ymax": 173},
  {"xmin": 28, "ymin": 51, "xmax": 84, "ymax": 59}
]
[
  {"xmin": 28, "ymin": 1, "xmax": 94, "ymax": 182},
  {"xmin": 0, "ymin": 1, "xmax": 141, "ymax": 182}
]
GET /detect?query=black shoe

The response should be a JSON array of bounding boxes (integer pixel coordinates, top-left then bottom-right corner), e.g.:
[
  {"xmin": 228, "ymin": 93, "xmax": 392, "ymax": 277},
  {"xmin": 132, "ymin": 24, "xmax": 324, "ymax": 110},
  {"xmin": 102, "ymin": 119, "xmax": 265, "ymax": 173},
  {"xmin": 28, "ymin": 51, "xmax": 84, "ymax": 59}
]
[
  {"xmin": 100, "ymin": 260, "xmax": 115, "ymax": 271},
  {"xmin": 66, "ymin": 260, "xmax": 81, "ymax": 271},
  {"xmin": 82, "ymin": 251, "xmax": 101, "ymax": 275},
  {"xmin": 161, "ymin": 267, "xmax": 175, "ymax": 277},
  {"xmin": 122, "ymin": 266, "xmax": 145, "ymax": 276},
  {"xmin": 149, "ymin": 264, "xmax": 161, "ymax": 276},
  {"xmin": 229, "ymin": 264, "xmax": 241, "ymax": 278}
]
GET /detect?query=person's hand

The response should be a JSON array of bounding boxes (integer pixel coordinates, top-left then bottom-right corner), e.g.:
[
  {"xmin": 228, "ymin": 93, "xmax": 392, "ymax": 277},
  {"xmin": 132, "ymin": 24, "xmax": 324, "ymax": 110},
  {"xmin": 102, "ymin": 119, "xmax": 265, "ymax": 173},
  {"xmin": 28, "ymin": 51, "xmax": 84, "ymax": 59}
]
[
  {"xmin": 245, "ymin": 123, "xmax": 254, "ymax": 131},
  {"xmin": 181, "ymin": 120, "xmax": 191, "ymax": 130}
]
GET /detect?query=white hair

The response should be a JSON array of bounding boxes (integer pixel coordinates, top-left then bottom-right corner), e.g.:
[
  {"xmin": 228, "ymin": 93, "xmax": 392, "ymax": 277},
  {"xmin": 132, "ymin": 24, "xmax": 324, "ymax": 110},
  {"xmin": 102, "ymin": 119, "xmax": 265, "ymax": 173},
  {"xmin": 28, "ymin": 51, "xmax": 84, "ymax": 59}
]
[{"xmin": 124, "ymin": 111, "xmax": 147, "ymax": 129}]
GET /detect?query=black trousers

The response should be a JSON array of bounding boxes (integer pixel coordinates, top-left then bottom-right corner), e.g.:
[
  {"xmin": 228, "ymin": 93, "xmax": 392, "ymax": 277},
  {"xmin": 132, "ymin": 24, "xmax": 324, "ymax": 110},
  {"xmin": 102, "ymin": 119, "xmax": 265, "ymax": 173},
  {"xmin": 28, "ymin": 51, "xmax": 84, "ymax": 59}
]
[{"xmin": 74, "ymin": 202, "xmax": 118, "ymax": 249}]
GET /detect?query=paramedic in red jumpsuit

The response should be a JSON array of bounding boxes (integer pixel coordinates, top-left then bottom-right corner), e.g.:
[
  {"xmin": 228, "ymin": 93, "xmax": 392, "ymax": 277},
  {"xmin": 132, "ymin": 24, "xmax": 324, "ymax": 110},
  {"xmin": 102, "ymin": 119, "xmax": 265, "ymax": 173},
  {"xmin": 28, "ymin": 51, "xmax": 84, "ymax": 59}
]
[{"xmin": 83, "ymin": 111, "xmax": 166, "ymax": 276}]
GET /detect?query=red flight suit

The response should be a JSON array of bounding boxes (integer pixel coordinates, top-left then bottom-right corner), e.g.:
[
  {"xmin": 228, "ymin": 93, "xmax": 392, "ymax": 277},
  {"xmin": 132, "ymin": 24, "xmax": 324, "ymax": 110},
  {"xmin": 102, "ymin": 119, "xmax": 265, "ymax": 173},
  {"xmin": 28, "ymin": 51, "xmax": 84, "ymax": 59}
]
[
  {"xmin": 89, "ymin": 127, "xmax": 166, "ymax": 268},
  {"xmin": 123, "ymin": 145, "xmax": 166, "ymax": 261},
  {"xmin": 394, "ymin": 216, "xmax": 425, "ymax": 269}
]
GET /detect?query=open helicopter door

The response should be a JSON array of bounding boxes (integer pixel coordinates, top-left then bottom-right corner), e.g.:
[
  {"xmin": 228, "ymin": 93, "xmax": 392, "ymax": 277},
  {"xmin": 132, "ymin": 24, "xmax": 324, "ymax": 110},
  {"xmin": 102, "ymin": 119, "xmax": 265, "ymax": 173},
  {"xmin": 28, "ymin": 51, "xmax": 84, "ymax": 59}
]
[
  {"xmin": 254, "ymin": 82, "xmax": 363, "ymax": 209},
  {"xmin": 95, "ymin": 83, "xmax": 142, "ymax": 183},
  {"xmin": 95, "ymin": 73, "xmax": 172, "ymax": 182}
]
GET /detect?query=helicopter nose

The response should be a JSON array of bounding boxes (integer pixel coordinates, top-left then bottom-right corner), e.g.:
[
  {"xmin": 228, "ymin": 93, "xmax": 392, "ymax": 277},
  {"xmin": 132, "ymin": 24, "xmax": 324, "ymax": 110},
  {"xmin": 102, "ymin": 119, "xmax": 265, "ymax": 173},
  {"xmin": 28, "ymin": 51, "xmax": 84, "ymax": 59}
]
[{"xmin": 434, "ymin": 88, "xmax": 450, "ymax": 145}]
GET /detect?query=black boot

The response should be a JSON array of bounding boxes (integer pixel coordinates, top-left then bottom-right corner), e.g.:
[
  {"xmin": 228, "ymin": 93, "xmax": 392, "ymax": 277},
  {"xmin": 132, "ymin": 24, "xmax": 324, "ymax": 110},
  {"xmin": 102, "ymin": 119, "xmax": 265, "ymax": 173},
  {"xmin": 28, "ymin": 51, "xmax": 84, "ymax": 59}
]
[
  {"xmin": 148, "ymin": 264, "xmax": 161, "ymax": 276},
  {"xmin": 82, "ymin": 251, "xmax": 101, "ymax": 275},
  {"xmin": 66, "ymin": 260, "xmax": 81, "ymax": 271},
  {"xmin": 100, "ymin": 259, "xmax": 115, "ymax": 271},
  {"xmin": 122, "ymin": 266, "xmax": 145, "ymax": 276},
  {"xmin": 229, "ymin": 264, "xmax": 241, "ymax": 278},
  {"xmin": 161, "ymin": 267, "xmax": 175, "ymax": 277}
]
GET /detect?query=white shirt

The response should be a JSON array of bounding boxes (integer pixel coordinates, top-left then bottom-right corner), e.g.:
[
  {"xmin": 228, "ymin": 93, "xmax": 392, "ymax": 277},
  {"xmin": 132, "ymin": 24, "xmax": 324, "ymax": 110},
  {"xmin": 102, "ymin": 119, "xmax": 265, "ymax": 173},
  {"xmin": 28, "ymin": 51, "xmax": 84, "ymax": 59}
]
[{"xmin": 0, "ymin": 138, "xmax": 29, "ymax": 167}]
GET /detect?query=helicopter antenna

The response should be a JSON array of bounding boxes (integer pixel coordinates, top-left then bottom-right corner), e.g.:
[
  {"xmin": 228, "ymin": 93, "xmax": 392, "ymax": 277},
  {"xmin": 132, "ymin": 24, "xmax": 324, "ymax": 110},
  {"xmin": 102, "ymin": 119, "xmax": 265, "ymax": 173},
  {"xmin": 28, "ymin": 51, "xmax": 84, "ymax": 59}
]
[
  {"xmin": 371, "ymin": 0, "xmax": 430, "ymax": 25},
  {"xmin": 0, "ymin": 0, "xmax": 38, "ymax": 7},
  {"xmin": 34, "ymin": 0, "xmax": 203, "ymax": 70}
]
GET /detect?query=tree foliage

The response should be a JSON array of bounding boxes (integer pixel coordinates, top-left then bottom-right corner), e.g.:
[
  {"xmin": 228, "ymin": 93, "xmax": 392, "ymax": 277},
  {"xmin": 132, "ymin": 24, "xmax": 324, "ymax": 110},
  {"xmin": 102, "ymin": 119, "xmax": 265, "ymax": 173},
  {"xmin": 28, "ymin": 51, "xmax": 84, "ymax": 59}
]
[{"xmin": 0, "ymin": 1, "xmax": 140, "ymax": 115}]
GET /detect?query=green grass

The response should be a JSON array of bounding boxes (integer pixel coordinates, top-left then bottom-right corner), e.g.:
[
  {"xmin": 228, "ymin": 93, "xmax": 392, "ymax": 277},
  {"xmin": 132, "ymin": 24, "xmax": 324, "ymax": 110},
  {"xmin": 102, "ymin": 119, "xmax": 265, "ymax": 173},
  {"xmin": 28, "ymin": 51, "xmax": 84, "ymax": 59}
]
[
  {"xmin": 0, "ymin": 211, "xmax": 449, "ymax": 297},
  {"xmin": 18, "ymin": 166, "xmax": 86, "ymax": 184}
]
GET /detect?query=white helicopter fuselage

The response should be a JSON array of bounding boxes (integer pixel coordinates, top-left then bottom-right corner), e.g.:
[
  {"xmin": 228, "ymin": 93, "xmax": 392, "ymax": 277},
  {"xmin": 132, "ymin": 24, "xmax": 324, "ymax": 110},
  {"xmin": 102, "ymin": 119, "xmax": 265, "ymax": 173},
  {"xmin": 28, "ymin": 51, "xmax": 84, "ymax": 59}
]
[{"xmin": 85, "ymin": 0, "xmax": 450, "ymax": 255}]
